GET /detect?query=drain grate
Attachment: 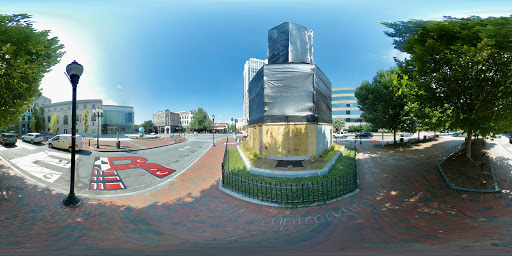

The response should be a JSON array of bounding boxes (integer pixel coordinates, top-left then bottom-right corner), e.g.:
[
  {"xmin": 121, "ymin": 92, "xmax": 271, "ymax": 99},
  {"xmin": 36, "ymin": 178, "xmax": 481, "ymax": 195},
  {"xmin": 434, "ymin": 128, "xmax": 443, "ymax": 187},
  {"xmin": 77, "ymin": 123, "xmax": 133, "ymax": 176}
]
[{"xmin": 275, "ymin": 160, "xmax": 304, "ymax": 168}]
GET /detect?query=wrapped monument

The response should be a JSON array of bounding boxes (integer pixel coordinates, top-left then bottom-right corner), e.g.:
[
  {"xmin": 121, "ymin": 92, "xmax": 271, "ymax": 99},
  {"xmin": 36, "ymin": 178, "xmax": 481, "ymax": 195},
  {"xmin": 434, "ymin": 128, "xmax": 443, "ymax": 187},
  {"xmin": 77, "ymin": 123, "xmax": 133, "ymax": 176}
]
[{"xmin": 248, "ymin": 22, "xmax": 332, "ymax": 161}]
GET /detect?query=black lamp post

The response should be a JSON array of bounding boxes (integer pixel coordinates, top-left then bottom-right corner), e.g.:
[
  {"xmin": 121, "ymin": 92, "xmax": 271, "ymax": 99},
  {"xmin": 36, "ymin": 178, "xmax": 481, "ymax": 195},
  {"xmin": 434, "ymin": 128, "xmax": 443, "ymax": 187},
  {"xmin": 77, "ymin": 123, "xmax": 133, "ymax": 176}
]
[
  {"xmin": 359, "ymin": 119, "xmax": 362, "ymax": 145},
  {"xmin": 212, "ymin": 115, "xmax": 215, "ymax": 147},
  {"xmin": 63, "ymin": 60, "xmax": 83, "ymax": 207},
  {"xmin": 93, "ymin": 108, "xmax": 103, "ymax": 148}
]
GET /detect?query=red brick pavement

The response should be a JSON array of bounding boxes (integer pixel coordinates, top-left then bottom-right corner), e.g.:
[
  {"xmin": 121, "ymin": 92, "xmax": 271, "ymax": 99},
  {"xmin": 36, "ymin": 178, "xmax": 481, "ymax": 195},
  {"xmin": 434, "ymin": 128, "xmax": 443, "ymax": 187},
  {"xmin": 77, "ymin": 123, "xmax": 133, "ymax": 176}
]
[{"xmin": 1, "ymin": 136, "xmax": 512, "ymax": 255}]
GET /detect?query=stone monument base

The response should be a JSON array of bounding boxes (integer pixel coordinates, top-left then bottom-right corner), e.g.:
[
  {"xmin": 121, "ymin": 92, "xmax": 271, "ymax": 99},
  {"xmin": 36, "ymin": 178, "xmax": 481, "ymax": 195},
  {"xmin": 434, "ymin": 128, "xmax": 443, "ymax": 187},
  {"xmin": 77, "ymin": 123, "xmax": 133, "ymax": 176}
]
[{"xmin": 248, "ymin": 123, "xmax": 332, "ymax": 160}]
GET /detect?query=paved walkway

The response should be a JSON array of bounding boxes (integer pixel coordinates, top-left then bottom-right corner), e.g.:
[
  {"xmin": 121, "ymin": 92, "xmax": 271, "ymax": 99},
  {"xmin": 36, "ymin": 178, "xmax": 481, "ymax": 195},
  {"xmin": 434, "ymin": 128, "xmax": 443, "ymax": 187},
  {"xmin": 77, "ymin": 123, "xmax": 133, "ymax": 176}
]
[{"xmin": 1, "ymin": 136, "xmax": 512, "ymax": 255}]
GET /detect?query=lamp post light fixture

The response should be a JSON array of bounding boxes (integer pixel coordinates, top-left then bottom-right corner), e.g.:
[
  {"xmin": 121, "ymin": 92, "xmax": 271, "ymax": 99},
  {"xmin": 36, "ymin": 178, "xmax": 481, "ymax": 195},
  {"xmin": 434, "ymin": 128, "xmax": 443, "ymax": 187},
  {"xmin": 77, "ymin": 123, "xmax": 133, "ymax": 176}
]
[
  {"xmin": 63, "ymin": 60, "xmax": 83, "ymax": 207},
  {"xmin": 212, "ymin": 115, "xmax": 215, "ymax": 147},
  {"xmin": 93, "ymin": 108, "xmax": 103, "ymax": 148}
]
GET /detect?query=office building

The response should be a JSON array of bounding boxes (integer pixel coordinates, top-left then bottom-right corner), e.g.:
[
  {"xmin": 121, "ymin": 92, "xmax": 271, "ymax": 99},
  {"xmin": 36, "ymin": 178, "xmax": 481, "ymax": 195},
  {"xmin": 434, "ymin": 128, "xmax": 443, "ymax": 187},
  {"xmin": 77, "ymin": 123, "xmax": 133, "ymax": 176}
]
[
  {"xmin": 332, "ymin": 87, "xmax": 365, "ymax": 130},
  {"xmin": 243, "ymin": 58, "xmax": 267, "ymax": 128},
  {"xmin": 177, "ymin": 111, "xmax": 191, "ymax": 129},
  {"xmin": 43, "ymin": 100, "xmax": 134, "ymax": 136}
]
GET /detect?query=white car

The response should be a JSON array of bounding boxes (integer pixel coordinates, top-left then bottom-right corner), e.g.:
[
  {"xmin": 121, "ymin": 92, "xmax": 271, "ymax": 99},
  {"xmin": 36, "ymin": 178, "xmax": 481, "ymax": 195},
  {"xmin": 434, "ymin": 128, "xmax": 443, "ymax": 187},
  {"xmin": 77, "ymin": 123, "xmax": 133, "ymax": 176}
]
[
  {"xmin": 47, "ymin": 134, "xmax": 83, "ymax": 152},
  {"xmin": 400, "ymin": 133, "xmax": 413, "ymax": 137},
  {"xmin": 21, "ymin": 133, "xmax": 44, "ymax": 144},
  {"xmin": 333, "ymin": 131, "xmax": 349, "ymax": 138}
]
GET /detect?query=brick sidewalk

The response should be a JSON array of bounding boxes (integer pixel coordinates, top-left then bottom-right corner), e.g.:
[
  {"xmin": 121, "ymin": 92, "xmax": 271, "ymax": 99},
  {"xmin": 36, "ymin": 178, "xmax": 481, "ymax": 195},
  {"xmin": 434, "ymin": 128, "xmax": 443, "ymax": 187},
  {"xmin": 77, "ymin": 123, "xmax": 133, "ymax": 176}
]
[{"xmin": 1, "ymin": 136, "xmax": 512, "ymax": 255}]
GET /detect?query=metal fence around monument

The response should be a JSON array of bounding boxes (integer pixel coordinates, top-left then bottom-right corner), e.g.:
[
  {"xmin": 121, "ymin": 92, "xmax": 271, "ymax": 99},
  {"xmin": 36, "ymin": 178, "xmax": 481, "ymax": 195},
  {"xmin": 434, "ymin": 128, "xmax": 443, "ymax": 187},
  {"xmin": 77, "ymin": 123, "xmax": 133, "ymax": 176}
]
[{"xmin": 221, "ymin": 140, "xmax": 358, "ymax": 205}]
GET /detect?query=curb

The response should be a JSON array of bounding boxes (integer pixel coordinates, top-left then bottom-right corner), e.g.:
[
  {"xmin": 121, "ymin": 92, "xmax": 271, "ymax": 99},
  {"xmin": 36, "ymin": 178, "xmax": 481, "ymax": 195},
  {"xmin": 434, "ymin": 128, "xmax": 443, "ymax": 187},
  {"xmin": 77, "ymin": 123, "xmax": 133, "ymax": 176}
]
[
  {"xmin": 437, "ymin": 140, "xmax": 500, "ymax": 193},
  {"xmin": 86, "ymin": 139, "xmax": 188, "ymax": 153},
  {"xmin": 236, "ymin": 145, "xmax": 345, "ymax": 178}
]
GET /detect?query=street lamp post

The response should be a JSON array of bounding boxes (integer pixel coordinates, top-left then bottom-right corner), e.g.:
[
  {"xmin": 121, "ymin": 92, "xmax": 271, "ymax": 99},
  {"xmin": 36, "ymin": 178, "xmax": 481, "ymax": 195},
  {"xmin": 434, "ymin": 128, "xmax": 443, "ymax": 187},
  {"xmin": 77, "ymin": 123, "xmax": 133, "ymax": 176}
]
[
  {"xmin": 63, "ymin": 60, "xmax": 83, "ymax": 207},
  {"xmin": 93, "ymin": 108, "xmax": 103, "ymax": 148},
  {"xmin": 212, "ymin": 115, "xmax": 215, "ymax": 147},
  {"xmin": 360, "ymin": 119, "xmax": 362, "ymax": 145}
]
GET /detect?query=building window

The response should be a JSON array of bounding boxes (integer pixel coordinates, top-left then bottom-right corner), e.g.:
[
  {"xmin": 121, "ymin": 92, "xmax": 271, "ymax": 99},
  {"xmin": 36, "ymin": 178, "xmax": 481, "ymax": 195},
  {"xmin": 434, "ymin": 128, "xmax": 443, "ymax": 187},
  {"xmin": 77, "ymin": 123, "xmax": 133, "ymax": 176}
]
[
  {"xmin": 92, "ymin": 104, "xmax": 95, "ymax": 109},
  {"xmin": 91, "ymin": 115, "xmax": 96, "ymax": 122},
  {"xmin": 68, "ymin": 106, "xmax": 71, "ymax": 110},
  {"xmin": 61, "ymin": 106, "xmax": 63, "ymax": 110},
  {"xmin": 346, "ymin": 110, "xmax": 350, "ymax": 115},
  {"xmin": 346, "ymin": 104, "xmax": 350, "ymax": 107},
  {"xmin": 64, "ymin": 115, "xmax": 68, "ymax": 125},
  {"xmin": 84, "ymin": 104, "xmax": 87, "ymax": 109},
  {"xmin": 48, "ymin": 116, "xmax": 51, "ymax": 123}
]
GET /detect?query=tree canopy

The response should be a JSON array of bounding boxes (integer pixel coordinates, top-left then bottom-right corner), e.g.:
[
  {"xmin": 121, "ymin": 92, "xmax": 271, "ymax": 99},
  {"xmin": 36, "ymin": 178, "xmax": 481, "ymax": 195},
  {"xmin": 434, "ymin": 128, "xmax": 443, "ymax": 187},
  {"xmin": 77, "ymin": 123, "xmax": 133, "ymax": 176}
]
[
  {"xmin": 189, "ymin": 108, "xmax": 211, "ymax": 132},
  {"xmin": 355, "ymin": 68, "xmax": 412, "ymax": 143},
  {"xmin": 0, "ymin": 14, "xmax": 64, "ymax": 129},
  {"xmin": 382, "ymin": 16, "xmax": 512, "ymax": 157},
  {"xmin": 332, "ymin": 118, "xmax": 346, "ymax": 132}
]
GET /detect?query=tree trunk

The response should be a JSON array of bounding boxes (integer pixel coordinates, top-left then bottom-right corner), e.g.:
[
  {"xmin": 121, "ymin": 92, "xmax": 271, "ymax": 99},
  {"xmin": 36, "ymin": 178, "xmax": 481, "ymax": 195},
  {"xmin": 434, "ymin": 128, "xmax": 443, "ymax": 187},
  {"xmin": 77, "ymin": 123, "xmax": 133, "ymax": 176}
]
[
  {"xmin": 393, "ymin": 128, "xmax": 397, "ymax": 143},
  {"xmin": 418, "ymin": 131, "xmax": 420, "ymax": 140},
  {"xmin": 466, "ymin": 128, "xmax": 472, "ymax": 159}
]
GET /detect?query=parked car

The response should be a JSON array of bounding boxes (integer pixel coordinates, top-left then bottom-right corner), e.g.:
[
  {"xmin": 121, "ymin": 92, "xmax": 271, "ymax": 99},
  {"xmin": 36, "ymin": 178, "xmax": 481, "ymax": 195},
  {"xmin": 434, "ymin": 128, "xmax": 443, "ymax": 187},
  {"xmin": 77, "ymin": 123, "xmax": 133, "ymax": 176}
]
[
  {"xmin": 21, "ymin": 133, "xmax": 44, "ymax": 144},
  {"xmin": 9, "ymin": 131, "xmax": 18, "ymax": 137},
  {"xmin": 333, "ymin": 131, "xmax": 349, "ymax": 138},
  {"xmin": 47, "ymin": 134, "xmax": 83, "ymax": 152},
  {"xmin": 400, "ymin": 132, "xmax": 413, "ymax": 137},
  {"xmin": 355, "ymin": 132, "xmax": 373, "ymax": 139},
  {"xmin": 1, "ymin": 133, "xmax": 18, "ymax": 146}
]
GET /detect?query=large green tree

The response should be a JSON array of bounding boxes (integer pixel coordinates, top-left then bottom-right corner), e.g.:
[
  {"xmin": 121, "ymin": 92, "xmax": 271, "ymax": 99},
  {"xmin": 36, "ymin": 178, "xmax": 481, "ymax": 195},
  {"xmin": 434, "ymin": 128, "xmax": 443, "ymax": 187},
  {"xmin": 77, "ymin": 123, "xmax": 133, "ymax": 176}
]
[
  {"xmin": 0, "ymin": 14, "xmax": 64, "ymax": 129},
  {"xmin": 82, "ymin": 109, "xmax": 89, "ymax": 134},
  {"xmin": 49, "ymin": 113, "xmax": 58, "ymax": 133},
  {"xmin": 355, "ymin": 68, "xmax": 413, "ymax": 143},
  {"xmin": 141, "ymin": 120, "xmax": 153, "ymax": 132},
  {"xmin": 189, "ymin": 108, "xmax": 211, "ymax": 132},
  {"xmin": 382, "ymin": 16, "xmax": 512, "ymax": 158},
  {"xmin": 332, "ymin": 118, "xmax": 346, "ymax": 132}
]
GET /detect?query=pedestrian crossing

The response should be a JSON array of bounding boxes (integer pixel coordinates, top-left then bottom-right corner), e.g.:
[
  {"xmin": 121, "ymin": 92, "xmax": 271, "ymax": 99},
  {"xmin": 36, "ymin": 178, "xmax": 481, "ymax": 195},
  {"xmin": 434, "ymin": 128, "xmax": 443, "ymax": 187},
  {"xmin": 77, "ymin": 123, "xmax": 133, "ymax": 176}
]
[{"xmin": 10, "ymin": 150, "xmax": 77, "ymax": 183}]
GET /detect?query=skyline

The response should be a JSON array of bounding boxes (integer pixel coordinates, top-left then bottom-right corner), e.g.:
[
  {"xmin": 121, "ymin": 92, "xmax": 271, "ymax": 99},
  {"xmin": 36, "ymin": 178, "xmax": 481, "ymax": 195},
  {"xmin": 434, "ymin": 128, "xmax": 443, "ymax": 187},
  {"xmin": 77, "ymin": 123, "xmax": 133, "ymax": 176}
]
[{"xmin": 2, "ymin": 0, "xmax": 511, "ymax": 124}]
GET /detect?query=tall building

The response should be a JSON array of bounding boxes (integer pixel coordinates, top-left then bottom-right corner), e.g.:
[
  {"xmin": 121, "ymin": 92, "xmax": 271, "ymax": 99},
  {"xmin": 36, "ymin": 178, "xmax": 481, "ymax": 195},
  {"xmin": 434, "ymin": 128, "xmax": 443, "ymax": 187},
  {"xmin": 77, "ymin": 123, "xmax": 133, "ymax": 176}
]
[
  {"xmin": 43, "ymin": 100, "xmax": 134, "ymax": 136},
  {"xmin": 332, "ymin": 87, "xmax": 365, "ymax": 130},
  {"xmin": 243, "ymin": 58, "xmax": 267, "ymax": 128}
]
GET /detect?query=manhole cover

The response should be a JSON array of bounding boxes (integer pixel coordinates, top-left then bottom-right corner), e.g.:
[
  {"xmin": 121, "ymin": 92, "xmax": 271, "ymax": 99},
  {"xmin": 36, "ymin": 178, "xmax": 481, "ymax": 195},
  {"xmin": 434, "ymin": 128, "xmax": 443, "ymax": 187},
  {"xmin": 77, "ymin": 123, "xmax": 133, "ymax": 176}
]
[{"xmin": 275, "ymin": 160, "xmax": 304, "ymax": 168}]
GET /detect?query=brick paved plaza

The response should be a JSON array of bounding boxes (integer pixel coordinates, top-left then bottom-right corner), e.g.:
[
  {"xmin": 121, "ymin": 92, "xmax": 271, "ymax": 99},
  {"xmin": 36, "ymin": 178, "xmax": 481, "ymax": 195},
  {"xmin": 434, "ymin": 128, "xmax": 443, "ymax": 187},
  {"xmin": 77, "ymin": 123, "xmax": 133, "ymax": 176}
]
[{"xmin": 1, "ymin": 136, "xmax": 511, "ymax": 255}]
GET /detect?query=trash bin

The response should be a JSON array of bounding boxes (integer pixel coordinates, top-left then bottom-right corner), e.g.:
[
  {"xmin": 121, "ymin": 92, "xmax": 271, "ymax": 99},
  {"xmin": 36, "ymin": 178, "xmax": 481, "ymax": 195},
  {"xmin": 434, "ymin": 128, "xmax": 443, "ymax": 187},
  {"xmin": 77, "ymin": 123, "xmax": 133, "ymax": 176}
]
[
  {"xmin": 116, "ymin": 141, "xmax": 120, "ymax": 149},
  {"xmin": 509, "ymin": 137, "xmax": 512, "ymax": 144}
]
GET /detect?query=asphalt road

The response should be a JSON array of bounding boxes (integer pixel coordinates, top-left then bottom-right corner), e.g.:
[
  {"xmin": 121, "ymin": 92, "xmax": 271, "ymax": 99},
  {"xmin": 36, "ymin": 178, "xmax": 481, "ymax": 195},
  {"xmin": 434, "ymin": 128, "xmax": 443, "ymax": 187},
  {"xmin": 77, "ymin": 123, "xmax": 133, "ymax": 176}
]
[{"xmin": 0, "ymin": 134, "xmax": 229, "ymax": 197}]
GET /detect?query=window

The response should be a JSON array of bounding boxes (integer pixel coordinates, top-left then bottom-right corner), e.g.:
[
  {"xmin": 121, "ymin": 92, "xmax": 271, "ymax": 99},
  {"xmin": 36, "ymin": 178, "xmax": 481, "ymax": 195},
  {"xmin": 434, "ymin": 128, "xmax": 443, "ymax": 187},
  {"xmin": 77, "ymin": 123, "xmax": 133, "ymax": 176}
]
[
  {"xmin": 56, "ymin": 115, "xmax": 59, "ymax": 124},
  {"xmin": 61, "ymin": 106, "xmax": 63, "ymax": 110},
  {"xmin": 92, "ymin": 104, "xmax": 96, "ymax": 109},
  {"xmin": 346, "ymin": 110, "xmax": 350, "ymax": 115},
  {"xmin": 48, "ymin": 116, "xmax": 51, "ymax": 123},
  {"xmin": 68, "ymin": 106, "xmax": 71, "ymax": 110},
  {"xmin": 64, "ymin": 115, "xmax": 68, "ymax": 125},
  {"xmin": 76, "ymin": 115, "xmax": 80, "ymax": 122},
  {"xmin": 84, "ymin": 104, "xmax": 87, "ymax": 109},
  {"xmin": 91, "ymin": 115, "xmax": 96, "ymax": 122},
  {"xmin": 346, "ymin": 104, "xmax": 350, "ymax": 107},
  {"xmin": 54, "ymin": 107, "xmax": 56, "ymax": 111}
]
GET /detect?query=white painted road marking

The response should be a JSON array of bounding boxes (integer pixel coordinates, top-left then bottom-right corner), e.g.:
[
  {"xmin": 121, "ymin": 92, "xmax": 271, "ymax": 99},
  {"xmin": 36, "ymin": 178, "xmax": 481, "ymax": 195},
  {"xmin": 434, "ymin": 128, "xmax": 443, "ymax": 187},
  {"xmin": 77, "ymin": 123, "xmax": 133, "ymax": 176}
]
[
  {"xmin": 15, "ymin": 143, "xmax": 36, "ymax": 150},
  {"xmin": 10, "ymin": 151, "xmax": 78, "ymax": 183}
]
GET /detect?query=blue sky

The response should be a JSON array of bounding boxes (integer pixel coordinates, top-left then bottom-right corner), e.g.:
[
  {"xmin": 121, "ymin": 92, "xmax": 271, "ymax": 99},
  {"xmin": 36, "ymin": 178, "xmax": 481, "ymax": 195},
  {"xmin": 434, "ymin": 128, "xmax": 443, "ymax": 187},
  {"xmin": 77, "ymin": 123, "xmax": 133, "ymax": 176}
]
[{"xmin": 2, "ymin": 0, "xmax": 511, "ymax": 124}]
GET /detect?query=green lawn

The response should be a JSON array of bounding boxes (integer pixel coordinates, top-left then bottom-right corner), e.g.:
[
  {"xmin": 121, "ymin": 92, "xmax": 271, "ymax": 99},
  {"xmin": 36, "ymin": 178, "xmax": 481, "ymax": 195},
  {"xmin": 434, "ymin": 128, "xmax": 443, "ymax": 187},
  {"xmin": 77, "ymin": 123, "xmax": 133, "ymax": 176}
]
[{"xmin": 222, "ymin": 147, "xmax": 357, "ymax": 206}]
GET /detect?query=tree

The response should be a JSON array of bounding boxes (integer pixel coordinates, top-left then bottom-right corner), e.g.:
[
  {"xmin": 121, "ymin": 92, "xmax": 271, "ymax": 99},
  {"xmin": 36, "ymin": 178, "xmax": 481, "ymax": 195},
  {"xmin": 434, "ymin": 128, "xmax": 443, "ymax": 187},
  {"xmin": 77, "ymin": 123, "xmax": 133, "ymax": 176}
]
[
  {"xmin": 355, "ymin": 68, "xmax": 413, "ymax": 143},
  {"xmin": 35, "ymin": 107, "xmax": 45, "ymax": 132},
  {"xmin": 49, "ymin": 113, "xmax": 58, "ymax": 133},
  {"xmin": 0, "ymin": 14, "xmax": 64, "ymax": 129},
  {"xmin": 82, "ymin": 109, "xmax": 89, "ymax": 134},
  {"xmin": 383, "ymin": 16, "xmax": 512, "ymax": 158},
  {"xmin": 333, "ymin": 118, "xmax": 346, "ymax": 132},
  {"xmin": 189, "ymin": 108, "xmax": 211, "ymax": 132},
  {"xmin": 29, "ymin": 115, "xmax": 36, "ymax": 132},
  {"xmin": 141, "ymin": 120, "xmax": 153, "ymax": 132},
  {"xmin": 228, "ymin": 123, "xmax": 236, "ymax": 132}
]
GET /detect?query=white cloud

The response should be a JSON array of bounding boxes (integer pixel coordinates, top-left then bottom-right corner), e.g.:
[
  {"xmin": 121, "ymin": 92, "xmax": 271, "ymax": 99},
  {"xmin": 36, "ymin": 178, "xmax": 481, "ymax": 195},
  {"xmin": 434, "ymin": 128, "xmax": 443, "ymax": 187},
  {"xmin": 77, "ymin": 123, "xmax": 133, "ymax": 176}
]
[
  {"xmin": 116, "ymin": 85, "xmax": 123, "ymax": 89},
  {"xmin": 385, "ymin": 48, "xmax": 410, "ymax": 64},
  {"xmin": 103, "ymin": 99, "xmax": 119, "ymax": 105}
]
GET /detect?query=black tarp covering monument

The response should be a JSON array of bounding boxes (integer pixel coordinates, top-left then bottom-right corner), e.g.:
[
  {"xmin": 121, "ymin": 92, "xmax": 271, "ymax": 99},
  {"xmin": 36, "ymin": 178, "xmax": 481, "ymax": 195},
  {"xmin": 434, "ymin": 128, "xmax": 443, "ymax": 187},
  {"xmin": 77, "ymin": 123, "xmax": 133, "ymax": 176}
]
[{"xmin": 248, "ymin": 22, "xmax": 332, "ymax": 160}]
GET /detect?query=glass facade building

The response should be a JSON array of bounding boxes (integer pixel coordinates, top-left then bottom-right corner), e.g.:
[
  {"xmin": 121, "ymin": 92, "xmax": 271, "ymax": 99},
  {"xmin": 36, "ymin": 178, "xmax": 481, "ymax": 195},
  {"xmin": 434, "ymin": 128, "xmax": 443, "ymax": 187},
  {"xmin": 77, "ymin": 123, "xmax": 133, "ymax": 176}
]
[
  {"xmin": 102, "ymin": 105, "xmax": 134, "ymax": 134},
  {"xmin": 243, "ymin": 58, "xmax": 267, "ymax": 128},
  {"xmin": 332, "ymin": 87, "xmax": 365, "ymax": 130}
]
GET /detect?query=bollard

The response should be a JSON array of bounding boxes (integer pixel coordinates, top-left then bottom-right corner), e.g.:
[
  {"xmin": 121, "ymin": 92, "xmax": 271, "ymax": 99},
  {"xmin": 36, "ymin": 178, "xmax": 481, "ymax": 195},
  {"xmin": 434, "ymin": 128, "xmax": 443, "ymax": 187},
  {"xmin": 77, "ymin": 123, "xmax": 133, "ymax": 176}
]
[{"xmin": 116, "ymin": 141, "xmax": 120, "ymax": 149}]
